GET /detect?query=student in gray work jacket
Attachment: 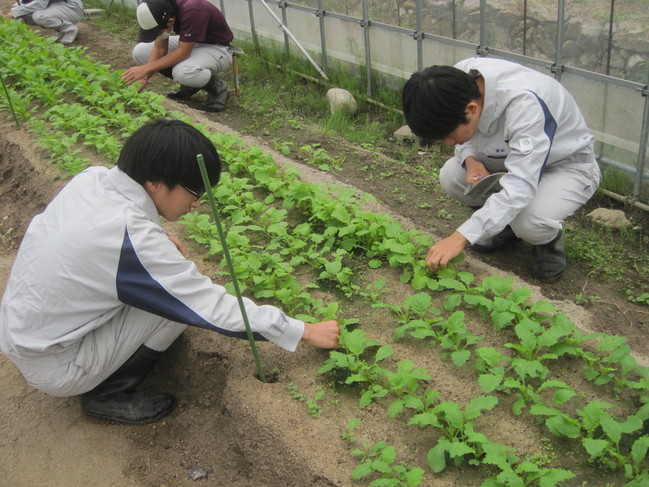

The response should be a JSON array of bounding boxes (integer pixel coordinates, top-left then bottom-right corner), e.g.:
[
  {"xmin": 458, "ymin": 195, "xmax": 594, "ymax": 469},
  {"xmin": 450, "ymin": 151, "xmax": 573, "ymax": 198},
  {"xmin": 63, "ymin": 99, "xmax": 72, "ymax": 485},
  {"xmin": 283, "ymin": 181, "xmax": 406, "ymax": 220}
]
[
  {"xmin": 402, "ymin": 57, "xmax": 601, "ymax": 283},
  {"xmin": 0, "ymin": 119, "xmax": 340, "ymax": 425},
  {"xmin": 4, "ymin": 0, "xmax": 84, "ymax": 43},
  {"xmin": 122, "ymin": 0, "xmax": 233, "ymax": 112}
]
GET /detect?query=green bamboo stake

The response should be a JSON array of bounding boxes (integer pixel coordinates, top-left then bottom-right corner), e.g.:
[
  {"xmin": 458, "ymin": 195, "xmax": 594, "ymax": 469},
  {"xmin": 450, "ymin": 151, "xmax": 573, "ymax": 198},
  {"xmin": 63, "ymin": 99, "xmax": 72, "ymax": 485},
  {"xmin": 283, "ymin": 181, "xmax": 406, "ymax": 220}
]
[
  {"xmin": 196, "ymin": 153, "xmax": 267, "ymax": 382},
  {"xmin": 0, "ymin": 72, "xmax": 20, "ymax": 129}
]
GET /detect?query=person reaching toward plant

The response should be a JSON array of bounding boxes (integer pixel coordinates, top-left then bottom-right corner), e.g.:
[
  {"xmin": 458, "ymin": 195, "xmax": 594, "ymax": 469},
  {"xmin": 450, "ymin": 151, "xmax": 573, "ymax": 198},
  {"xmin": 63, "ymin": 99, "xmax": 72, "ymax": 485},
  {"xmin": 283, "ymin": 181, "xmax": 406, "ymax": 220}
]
[
  {"xmin": 121, "ymin": 0, "xmax": 234, "ymax": 112},
  {"xmin": 4, "ymin": 0, "xmax": 84, "ymax": 44},
  {"xmin": 0, "ymin": 119, "xmax": 340, "ymax": 425},
  {"xmin": 402, "ymin": 57, "xmax": 601, "ymax": 283}
]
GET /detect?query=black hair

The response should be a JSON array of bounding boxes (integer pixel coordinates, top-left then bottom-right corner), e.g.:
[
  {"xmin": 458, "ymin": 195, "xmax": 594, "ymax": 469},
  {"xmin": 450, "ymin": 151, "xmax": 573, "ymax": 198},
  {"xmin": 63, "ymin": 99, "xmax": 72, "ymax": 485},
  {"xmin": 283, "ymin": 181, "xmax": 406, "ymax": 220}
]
[
  {"xmin": 402, "ymin": 65, "xmax": 481, "ymax": 141},
  {"xmin": 117, "ymin": 119, "xmax": 221, "ymax": 194}
]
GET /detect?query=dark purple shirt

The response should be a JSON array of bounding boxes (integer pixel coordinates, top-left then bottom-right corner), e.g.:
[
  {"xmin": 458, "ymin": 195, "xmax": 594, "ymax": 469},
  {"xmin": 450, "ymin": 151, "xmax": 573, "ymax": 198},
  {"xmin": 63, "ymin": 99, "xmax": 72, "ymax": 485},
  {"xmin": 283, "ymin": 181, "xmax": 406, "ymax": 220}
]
[{"xmin": 174, "ymin": 0, "xmax": 233, "ymax": 45}]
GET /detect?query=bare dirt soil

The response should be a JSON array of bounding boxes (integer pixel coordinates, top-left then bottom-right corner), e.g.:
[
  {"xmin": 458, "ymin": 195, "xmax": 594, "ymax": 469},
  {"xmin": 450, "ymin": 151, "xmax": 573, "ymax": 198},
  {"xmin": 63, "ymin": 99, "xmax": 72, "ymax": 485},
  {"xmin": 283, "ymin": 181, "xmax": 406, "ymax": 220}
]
[{"xmin": 1, "ymin": 12, "xmax": 649, "ymax": 487}]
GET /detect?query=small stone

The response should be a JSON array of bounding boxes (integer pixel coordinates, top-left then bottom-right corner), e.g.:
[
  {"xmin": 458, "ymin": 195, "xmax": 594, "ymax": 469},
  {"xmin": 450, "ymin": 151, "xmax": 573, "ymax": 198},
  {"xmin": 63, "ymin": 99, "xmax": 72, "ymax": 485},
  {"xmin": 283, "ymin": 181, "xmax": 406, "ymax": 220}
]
[
  {"xmin": 188, "ymin": 467, "xmax": 209, "ymax": 480},
  {"xmin": 393, "ymin": 125, "xmax": 415, "ymax": 143}
]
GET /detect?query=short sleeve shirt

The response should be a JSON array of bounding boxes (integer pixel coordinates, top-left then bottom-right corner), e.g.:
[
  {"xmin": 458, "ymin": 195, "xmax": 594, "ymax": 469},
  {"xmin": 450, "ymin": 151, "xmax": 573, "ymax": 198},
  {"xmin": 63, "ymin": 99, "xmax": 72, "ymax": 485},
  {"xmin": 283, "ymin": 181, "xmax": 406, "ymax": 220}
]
[{"xmin": 174, "ymin": 0, "xmax": 234, "ymax": 45}]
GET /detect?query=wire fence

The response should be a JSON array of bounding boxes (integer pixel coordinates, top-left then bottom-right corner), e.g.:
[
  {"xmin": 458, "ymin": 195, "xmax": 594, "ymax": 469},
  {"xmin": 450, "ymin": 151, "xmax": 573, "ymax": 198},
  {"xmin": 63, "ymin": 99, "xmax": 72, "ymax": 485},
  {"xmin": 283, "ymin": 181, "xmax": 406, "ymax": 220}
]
[{"xmin": 220, "ymin": 0, "xmax": 649, "ymax": 207}]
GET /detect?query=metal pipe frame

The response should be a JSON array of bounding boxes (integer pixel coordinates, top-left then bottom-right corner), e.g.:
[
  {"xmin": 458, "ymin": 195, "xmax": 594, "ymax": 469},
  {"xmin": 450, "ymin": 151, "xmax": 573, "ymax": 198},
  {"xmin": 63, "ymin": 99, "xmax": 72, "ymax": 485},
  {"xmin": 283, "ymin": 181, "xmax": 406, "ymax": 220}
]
[{"xmin": 239, "ymin": 0, "xmax": 648, "ymax": 204}]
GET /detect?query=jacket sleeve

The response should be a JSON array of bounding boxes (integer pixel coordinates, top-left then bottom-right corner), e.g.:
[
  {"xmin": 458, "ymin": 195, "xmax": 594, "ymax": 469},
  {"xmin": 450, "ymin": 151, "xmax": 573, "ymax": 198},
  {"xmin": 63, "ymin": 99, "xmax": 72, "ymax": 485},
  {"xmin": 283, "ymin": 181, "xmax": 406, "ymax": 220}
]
[
  {"xmin": 457, "ymin": 91, "xmax": 553, "ymax": 243},
  {"xmin": 11, "ymin": 0, "xmax": 51, "ymax": 17},
  {"xmin": 116, "ymin": 205, "xmax": 305, "ymax": 352}
]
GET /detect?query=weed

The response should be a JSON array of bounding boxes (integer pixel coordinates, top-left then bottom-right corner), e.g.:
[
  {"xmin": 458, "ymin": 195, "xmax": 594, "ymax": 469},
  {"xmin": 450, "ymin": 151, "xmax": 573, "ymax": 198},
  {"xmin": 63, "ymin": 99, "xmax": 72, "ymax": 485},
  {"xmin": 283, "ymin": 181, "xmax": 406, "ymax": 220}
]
[
  {"xmin": 286, "ymin": 383, "xmax": 325, "ymax": 418},
  {"xmin": 0, "ymin": 216, "xmax": 15, "ymax": 251}
]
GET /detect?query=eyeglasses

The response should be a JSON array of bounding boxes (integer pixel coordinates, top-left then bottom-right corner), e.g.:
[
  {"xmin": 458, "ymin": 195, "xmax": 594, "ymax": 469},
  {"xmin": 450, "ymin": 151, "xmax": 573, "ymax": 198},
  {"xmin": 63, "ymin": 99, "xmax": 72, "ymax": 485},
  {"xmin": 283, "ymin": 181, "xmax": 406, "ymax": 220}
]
[{"xmin": 182, "ymin": 186, "xmax": 205, "ymax": 201}]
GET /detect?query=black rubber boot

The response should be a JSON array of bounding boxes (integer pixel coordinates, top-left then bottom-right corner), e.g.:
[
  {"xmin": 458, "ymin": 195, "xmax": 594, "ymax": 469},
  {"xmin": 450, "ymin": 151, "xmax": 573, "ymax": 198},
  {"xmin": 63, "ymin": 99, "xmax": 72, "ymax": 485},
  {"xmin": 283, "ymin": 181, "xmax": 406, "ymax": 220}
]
[
  {"xmin": 532, "ymin": 230, "xmax": 566, "ymax": 283},
  {"xmin": 202, "ymin": 73, "xmax": 229, "ymax": 112},
  {"xmin": 81, "ymin": 345, "xmax": 176, "ymax": 425},
  {"xmin": 167, "ymin": 84, "xmax": 201, "ymax": 100},
  {"xmin": 471, "ymin": 225, "xmax": 516, "ymax": 253}
]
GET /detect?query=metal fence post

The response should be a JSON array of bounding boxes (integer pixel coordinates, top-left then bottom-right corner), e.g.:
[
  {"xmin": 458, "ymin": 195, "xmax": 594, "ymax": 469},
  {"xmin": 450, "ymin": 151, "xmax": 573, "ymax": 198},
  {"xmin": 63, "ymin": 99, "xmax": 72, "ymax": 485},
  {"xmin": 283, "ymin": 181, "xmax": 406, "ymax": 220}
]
[
  {"xmin": 551, "ymin": 0, "xmax": 566, "ymax": 81},
  {"xmin": 279, "ymin": 0, "xmax": 289, "ymax": 57},
  {"xmin": 361, "ymin": 0, "xmax": 372, "ymax": 96},
  {"xmin": 316, "ymin": 0, "xmax": 328, "ymax": 75},
  {"xmin": 415, "ymin": 0, "xmax": 423, "ymax": 72},
  {"xmin": 634, "ymin": 84, "xmax": 649, "ymax": 199},
  {"xmin": 248, "ymin": 0, "xmax": 259, "ymax": 50}
]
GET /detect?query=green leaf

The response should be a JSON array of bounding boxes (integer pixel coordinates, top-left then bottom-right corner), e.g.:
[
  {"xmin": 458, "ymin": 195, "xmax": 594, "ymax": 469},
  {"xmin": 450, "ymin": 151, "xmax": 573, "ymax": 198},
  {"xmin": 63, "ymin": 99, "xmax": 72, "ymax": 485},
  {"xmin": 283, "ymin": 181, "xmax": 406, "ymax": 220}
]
[
  {"xmin": 449, "ymin": 441, "xmax": 475, "ymax": 458},
  {"xmin": 582, "ymin": 438, "xmax": 609, "ymax": 458},
  {"xmin": 434, "ymin": 401, "xmax": 464, "ymax": 428},
  {"xmin": 546, "ymin": 415, "xmax": 581, "ymax": 438},
  {"xmin": 631, "ymin": 436, "xmax": 649, "ymax": 465},
  {"xmin": 600, "ymin": 413, "xmax": 622, "ymax": 444},
  {"xmin": 451, "ymin": 350, "xmax": 471, "ymax": 367},
  {"xmin": 406, "ymin": 292, "xmax": 433, "ymax": 314},
  {"xmin": 492, "ymin": 310, "xmax": 516, "ymax": 329},
  {"xmin": 478, "ymin": 374, "xmax": 503, "ymax": 393},
  {"xmin": 352, "ymin": 462, "xmax": 374, "ymax": 479},
  {"xmin": 538, "ymin": 469, "xmax": 575, "ymax": 486},
  {"xmin": 370, "ymin": 459, "xmax": 392, "ymax": 474},
  {"xmin": 529, "ymin": 300, "xmax": 557, "ymax": 314},
  {"xmin": 405, "ymin": 467, "xmax": 425, "ymax": 486},
  {"xmin": 467, "ymin": 395, "xmax": 499, "ymax": 417},
  {"xmin": 379, "ymin": 445, "xmax": 396, "ymax": 463},
  {"xmin": 375, "ymin": 345, "xmax": 394, "ymax": 362},
  {"xmin": 427, "ymin": 441, "xmax": 449, "ymax": 473}
]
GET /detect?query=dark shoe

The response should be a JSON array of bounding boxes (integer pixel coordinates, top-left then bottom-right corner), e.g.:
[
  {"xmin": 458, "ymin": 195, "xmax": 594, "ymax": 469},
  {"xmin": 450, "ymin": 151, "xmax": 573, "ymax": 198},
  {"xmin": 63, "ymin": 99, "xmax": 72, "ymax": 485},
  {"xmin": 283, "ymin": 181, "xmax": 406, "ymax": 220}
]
[
  {"xmin": 532, "ymin": 230, "xmax": 566, "ymax": 283},
  {"xmin": 82, "ymin": 391, "xmax": 176, "ymax": 425},
  {"xmin": 471, "ymin": 226, "xmax": 516, "ymax": 253},
  {"xmin": 167, "ymin": 84, "xmax": 201, "ymax": 100},
  {"xmin": 202, "ymin": 73, "xmax": 229, "ymax": 112},
  {"xmin": 81, "ymin": 345, "xmax": 174, "ymax": 424}
]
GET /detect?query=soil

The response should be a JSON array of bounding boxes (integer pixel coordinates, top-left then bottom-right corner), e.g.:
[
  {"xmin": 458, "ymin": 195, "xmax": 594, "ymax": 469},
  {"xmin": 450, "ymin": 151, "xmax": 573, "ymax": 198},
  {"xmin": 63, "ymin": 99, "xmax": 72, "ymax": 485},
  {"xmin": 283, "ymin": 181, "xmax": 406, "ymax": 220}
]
[{"xmin": 1, "ymin": 11, "xmax": 649, "ymax": 487}]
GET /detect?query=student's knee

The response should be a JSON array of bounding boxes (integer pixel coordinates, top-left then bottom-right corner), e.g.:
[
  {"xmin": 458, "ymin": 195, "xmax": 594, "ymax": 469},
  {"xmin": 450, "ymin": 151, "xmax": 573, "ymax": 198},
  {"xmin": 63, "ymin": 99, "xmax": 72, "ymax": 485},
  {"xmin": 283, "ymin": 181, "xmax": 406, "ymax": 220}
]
[
  {"xmin": 132, "ymin": 43, "xmax": 152, "ymax": 65},
  {"xmin": 439, "ymin": 157, "xmax": 465, "ymax": 197},
  {"xmin": 172, "ymin": 65, "xmax": 212, "ymax": 88},
  {"xmin": 510, "ymin": 218, "xmax": 561, "ymax": 245},
  {"xmin": 31, "ymin": 10, "xmax": 54, "ymax": 28}
]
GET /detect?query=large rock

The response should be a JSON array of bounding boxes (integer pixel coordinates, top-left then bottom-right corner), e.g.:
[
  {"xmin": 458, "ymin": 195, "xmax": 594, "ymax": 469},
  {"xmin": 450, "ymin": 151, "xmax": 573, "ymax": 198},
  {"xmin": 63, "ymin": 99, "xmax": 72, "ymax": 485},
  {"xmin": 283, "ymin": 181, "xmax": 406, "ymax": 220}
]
[
  {"xmin": 326, "ymin": 88, "xmax": 357, "ymax": 116},
  {"xmin": 586, "ymin": 208, "xmax": 631, "ymax": 229}
]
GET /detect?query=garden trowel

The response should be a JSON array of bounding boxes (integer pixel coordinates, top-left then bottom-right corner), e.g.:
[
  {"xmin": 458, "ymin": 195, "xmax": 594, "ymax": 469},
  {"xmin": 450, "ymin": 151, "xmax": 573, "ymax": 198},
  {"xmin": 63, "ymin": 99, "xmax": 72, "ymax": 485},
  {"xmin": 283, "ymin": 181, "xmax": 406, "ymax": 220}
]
[{"xmin": 464, "ymin": 172, "xmax": 506, "ymax": 198}]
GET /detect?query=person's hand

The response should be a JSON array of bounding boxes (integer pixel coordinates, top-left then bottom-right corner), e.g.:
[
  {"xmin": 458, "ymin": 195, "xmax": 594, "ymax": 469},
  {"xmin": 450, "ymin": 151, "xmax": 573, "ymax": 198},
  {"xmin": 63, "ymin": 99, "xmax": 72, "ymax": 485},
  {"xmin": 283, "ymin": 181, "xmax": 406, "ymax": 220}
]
[
  {"xmin": 425, "ymin": 231, "xmax": 468, "ymax": 272},
  {"xmin": 122, "ymin": 66, "xmax": 152, "ymax": 86},
  {"xmin": 135, "ymin": 78, "xmax": 149, "ymax": 92},
  {"xmin": 464, "ymin": 157, "xmax": 490, "ymax": 185},
  {"xmin": 166, "ymin": 232, "xmax": 187, "ymax": 257},
  {"xmin": 4, "ymin": 11, "xmax": 14, "ymax": 19},
  {"xmin": 301, "ymin": 321, "xmax": 340, "ymax": 349}
]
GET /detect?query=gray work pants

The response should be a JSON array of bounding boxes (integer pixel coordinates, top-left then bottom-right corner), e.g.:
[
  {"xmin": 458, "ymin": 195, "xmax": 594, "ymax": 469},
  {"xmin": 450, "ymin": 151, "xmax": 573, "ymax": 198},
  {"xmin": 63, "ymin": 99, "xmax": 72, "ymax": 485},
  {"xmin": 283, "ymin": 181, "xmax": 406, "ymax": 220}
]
[
  {"xmin": 132, "ymin": 37, "xmax": 232, "ymax": 88},
  {"xmin": 22, "ymin": 0, "xmax": 84, "ymax": 32},
  {"xmin": 440, "ymin": 151, "xmax": 601, "ymax": 245},
  {"xmin": 8, "ymin": 307, "xmax": 186, "ymax": 397}
]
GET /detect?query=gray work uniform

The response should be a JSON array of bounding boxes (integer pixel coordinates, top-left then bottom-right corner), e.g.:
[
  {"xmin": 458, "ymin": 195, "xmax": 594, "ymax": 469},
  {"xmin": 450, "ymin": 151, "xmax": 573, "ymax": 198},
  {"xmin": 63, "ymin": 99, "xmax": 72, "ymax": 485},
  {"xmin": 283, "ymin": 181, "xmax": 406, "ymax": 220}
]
[
  {"xmin": 0, "ymin": 167, "xmax": 304, "ymax": 397},
  {"xmin": 131, "ymin": 0, "xmax": 233, "ymax": 88},
  {"xmin": 11, "ymin": 0, "xmax": 83, "ymax": 33},
  {"xmin": 440, "ymin": 57, "xmax": 601, "ymax": 246}
]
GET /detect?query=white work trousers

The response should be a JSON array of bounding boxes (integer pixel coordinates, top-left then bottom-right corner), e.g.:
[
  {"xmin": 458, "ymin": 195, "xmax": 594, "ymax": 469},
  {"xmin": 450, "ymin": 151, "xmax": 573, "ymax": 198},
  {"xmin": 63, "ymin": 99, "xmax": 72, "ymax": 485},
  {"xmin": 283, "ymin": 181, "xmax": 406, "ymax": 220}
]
[
  {"xmin": 23, "ymin": 1, "xmax": 84, "ymax": 32},
  {"xmin": 132, "ymin": 37, "xmax": 232, "ymax": 88},
  {"xmin": 440, "ymin": 152, "xmax": 601, "ymax": 245},
  {"xmin": 11, "ymin": 308, "xmax": 186, "ymax": 397}
]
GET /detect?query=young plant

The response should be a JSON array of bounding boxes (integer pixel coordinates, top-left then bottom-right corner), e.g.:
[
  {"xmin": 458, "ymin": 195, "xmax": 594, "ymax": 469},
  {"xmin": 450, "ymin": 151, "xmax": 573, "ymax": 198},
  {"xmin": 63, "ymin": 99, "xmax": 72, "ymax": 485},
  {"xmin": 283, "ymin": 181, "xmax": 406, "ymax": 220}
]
[
  {"xmin": 407, "ymin": 394, "xmax": 500, "ymax": 473},
  {"xmin": 286, "ymin": 383, "xmax": 325, "ymax": 418},
  {"xmin": 351, "ymin": 440, "xmax": 425, "ymax": 487}
]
